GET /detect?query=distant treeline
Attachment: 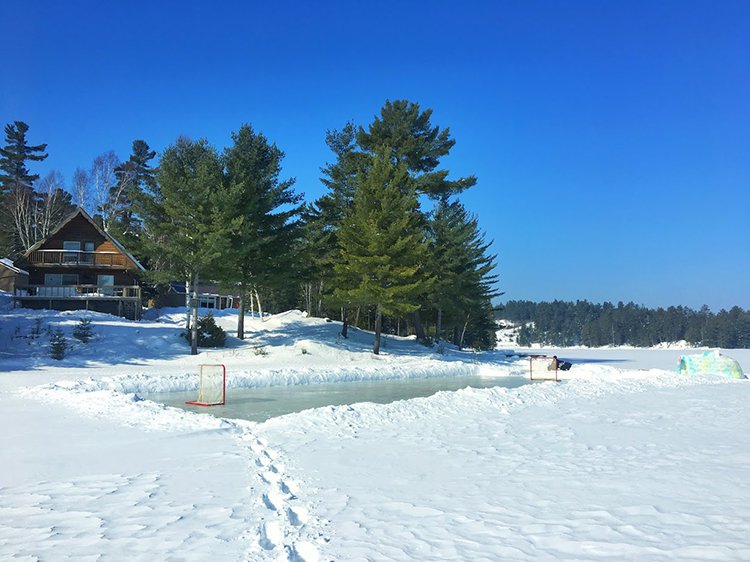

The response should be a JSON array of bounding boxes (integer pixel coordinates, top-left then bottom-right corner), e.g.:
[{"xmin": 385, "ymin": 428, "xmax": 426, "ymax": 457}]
[{"xmin": 498, "ymin": 300, "xmax": 750, "ymax": 349}]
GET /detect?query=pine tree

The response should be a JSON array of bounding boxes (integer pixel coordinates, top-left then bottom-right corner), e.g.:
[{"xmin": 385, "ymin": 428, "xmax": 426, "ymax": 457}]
[
  {"xmin": 357, "ymin": 100, "xmax": 476, "ymax": 199},
  {"xmin": 0, "ymin": 121, "xmax": 48, "ymax": 255},
  {"xmin": 72, "ymin": 317, "xmax": 94, "ymax": 343},
  {"xmin": 358, "ymin": 100, "xmax": 478, "ymax": 340},
  {"xmin": 0, "ymin": 121, "xmax": 48, "ymax": 197},
  {"xmin": 212, "ymin": 124, "xmax": 302, "ymax": 339},
  {"xmin": 109, "ymin": 140, "xmax": 157, "ymax": 249},
  {"xmin": 428, "ymin": 199, "xmax": 499, "ymax": 348},
  {"xmin": 302, "ymin": 123, "xmax": 371, "ymax": 330},
  {"xmin": 49, "ymin": 328, "xmax": 68, "ymax": 360},
  {"xmin": 141, "ymin": 136, "xmax": 224, "ymax": 354},
  {"xmin": 333, "ymin": 149, "xmax": 432, "ymax": 354}
]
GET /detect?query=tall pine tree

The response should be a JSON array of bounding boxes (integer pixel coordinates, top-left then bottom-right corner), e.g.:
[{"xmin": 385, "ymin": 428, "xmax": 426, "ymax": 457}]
[
  {"xmin": 357, "ymin": 100, "xmax": 476, "ymax": 199},
  {"xmin": 142, "ymin": 136, "xmax": 224, "ymax": 354},
  {"xmin": 109, "ymin": 140, "xmax": 157, "ymax": 250},
  {"xmin": 333, "ymin": 149, "xmax": 432, "ymax": 354},
  {"xmin": 214, "ymin": 124, "xmax": 302, "ymax": 338},
  {"xmin": 428, "ymin": 199, "xmax": 499, "ymax": 348},
  {"xmin": 0, "ymin": 121, "xmax": 48, "ymax": 255}
]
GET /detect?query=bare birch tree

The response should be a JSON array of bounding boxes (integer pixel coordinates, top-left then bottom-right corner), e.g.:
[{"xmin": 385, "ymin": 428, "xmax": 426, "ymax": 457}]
[
  {"xmin": 90, "ymin": 151, "xmax": 121, "ymax": 231},
  {"xmin": 72, "ymin": 167, "xmax": 90, "ymax": 211},
  {"xmin": 35, "ymin": 171, "xmax": 72, "ymax": 238},
  {"xmin": 6, "ymin": 182, "xmax": 36, "ymax": 251}
]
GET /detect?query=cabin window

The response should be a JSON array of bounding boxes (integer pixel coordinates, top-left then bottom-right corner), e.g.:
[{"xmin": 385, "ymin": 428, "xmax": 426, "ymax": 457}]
[
  {"xmin": 82, "ymin": 241, "xmax": 95, "ymax": 263},
  {"xmin": 45, "ymin": 273, "xmax": 79, "ymax": 285},
  {"xmin": 97, "ymin": 275, "xmax": 115, "ymax": 296},
  {"xmin": 63, "ymin": 241, "xmax": 80, "ymax": 263}
]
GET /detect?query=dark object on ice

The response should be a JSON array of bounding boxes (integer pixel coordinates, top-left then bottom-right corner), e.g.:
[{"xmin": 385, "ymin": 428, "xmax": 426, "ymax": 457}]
[{"xmin": 558, "ymin": 360, "xmax": 572, "ymax": 371}]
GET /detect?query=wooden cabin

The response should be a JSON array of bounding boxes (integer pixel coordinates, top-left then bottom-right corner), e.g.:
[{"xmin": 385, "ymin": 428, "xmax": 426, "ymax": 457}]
[
  {"xmin": 0, "ymin": 258, "xmax": 29, "ymax": 293},
  {"xmin": 13, "ymin": 208, "xmax": 145, "ymax": 320}
]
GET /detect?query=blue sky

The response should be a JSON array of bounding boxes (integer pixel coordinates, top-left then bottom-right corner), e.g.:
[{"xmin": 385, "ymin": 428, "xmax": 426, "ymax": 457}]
[{"xmin": 2, "ymin": 1, "xmax": 748, "ymax": 310}]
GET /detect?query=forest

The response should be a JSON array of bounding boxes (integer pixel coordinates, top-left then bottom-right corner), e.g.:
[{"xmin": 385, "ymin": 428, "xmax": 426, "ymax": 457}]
[
  {"xmin": 499, "ymin": 300, "xmax": 750, "ymax": 349},
  {"xmin": 0, "ymin": 100, "xmax": 499, "ymax": 353}
]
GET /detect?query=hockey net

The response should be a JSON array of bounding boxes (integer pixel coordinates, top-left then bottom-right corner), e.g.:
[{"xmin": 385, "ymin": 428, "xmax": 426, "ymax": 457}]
[
  {"xmin": 186, "ymin": 364, "xmax": 226, "ymax": 406},
  {"xmin": 529, "ymin": 355, "xmax": 558, "ymax": 382}
]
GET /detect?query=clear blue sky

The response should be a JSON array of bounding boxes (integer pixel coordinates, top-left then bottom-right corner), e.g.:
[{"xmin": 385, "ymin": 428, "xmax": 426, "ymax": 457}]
[{"xmin": 2, "ymin": 1, "xmax": 748, "ymax": 311}]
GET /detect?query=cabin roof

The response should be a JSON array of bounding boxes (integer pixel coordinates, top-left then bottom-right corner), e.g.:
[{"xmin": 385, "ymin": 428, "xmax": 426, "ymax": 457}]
[
  {"xmin": 23, "ymin": 208, "xmax": 146, "ymax": 271},
  {"xmin": 0, "ymin": 258, "xmax": 29, "ymax": 276}
]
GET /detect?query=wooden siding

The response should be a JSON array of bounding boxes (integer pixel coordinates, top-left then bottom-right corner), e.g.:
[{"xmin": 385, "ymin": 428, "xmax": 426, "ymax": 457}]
[{"xmin": 31, "ymin": 214, "xmax": 139, "ymax": 270}]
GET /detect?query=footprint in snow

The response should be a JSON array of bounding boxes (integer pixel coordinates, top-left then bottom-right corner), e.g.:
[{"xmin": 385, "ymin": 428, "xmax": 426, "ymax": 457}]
[
  {"xmin": 259, "ymin": 520, "xmax": 283, "ymax": 550},
  {"xmin": 263, "ymin": 490, "xmax": 285, "ymax": 511},
  {"xmin": 287, "ymin": 505, "xmax": 309, "ymax": 526}
]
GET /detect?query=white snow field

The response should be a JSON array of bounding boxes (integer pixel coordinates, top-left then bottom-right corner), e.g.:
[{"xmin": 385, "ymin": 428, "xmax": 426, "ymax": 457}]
[{"xmin": 1, "ymin": 299, "xmax": 749, "ymax": 561}]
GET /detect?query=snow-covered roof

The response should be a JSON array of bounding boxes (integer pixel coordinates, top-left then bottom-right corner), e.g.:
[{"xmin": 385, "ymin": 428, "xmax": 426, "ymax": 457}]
[{"xmin": 0, "ymin": 258, "xmax": 28, "ymax": 276}]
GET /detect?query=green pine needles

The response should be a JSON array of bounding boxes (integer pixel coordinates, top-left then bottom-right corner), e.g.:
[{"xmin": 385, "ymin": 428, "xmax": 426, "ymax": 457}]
[
  {"xmin": 72, "ymin": 317, "xmax": 94, "ymax": 343},
  {"xmin": 333, "ymin": 150, "xmax": 432, "ymax": 354},
  {"xmin": 183, "ymin": 313, "xmax": 226, "ymax": 348},
  {"xmin": 49, "ymin": 328, "xmax": 68, "ymax": 360}
]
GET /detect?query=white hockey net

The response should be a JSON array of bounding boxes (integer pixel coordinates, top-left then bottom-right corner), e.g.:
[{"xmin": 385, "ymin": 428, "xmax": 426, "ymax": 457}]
[
  {"xmin": 187, "ymin": 364, "xmax": 226, "ymax": 406},
  {"xmin": 529, "ymin": 355, "xmax": 558, "ymax": 381}
]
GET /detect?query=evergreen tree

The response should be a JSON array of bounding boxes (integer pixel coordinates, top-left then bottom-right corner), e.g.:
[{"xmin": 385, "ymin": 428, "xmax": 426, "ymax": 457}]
[
  {"xmin": 428, "ymin": 199, "xmax": 499, "ymax": 348},
  {"xmin": 0, "ymin": 121, "xmax": 48, "ymax": 197},
  {"xmin": 305, "ymin": 123, "xmax": 369, "ymax": 326},
  {"xmin": 49, "ymin": 328, "xmax": 68, "ymax": 360},
  {"xmin": 109, "ymin": 140, "xmax": 157, "ymax": 249},
  {"xmin": 0, "ymin": 121, "xmax": 48, "ymax": 255},
  {"xmin": 184, "ymin": 313, "xmax": 226, "ymax": 347},
  {"xmin": 213, "ymin": 124, "xmax": 302, "ymax": 339},
  {"xmin": 333, "ymin": 149, "xmax": 432, "ymax": 354},
  {"xmin": 72, "ymin": 317, "xmax": 94, "ymax": 343},
  {"xmin": 358, "ymin": 100, "xmax": 478, "ymax": 340},
  {"xmin": 357, "ymin": 100, "xmax": 476, "ymax": 199},
  {"xmin": 141, "ymin": 136, "xmax": 224, "ymax": 354}
]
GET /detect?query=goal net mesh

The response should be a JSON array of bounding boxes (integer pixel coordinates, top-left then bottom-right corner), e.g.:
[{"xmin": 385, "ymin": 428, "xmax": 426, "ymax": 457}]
[
  {"xmin": 188, "ymin": 364, "xmax": 226, "ymax": 406},
  {"xmin": 529, "ymin": 355, "xmax": 558, "ymax": 381}
]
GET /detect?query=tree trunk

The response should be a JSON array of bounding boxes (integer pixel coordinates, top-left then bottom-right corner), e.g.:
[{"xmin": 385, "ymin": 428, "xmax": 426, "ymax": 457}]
[
  {"xmin": 249, "ymin": 287, "xmax": 254, "ymax": 319},
  {"xmin": 435, "ymin": 308, "xmax": 443, "ymax": 342},
  {"xmin": 412, "ymin": 310, "xmax": 426, "ymax": 343},
  {"xmin": 255, "ymin": 289, "xmax": 264, "ymax": 321},
  {"xmin": 237, "ymin": 292, "xmax": 245, "ymax": 340},
  {"xmin": 317, "ymin": 280, "xmax": 323, "ymax": 317},
  {"xmin": 459, "ymin": 315, "xmax": 470, "ymax": 350},
  {"xmin": 191, "ymin": 274, "xmax": 199, "ymax": 355},
  {"xmin": 302, "ymin": 282, "xmax": 312, "ymax": 315},
  {"xmin": 373, "ymin": 307, "xmax": 383, "ymax": 354},
  {"xmin": 341, "ymin": 307, "xmax": 349, "ymax": 338},
  {"xmin": 185, "ymin": 279, "xmax": 191, "ymax": 330}
]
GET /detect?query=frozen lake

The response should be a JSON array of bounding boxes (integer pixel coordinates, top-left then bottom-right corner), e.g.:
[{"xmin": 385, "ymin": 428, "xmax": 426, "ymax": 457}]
[
  {"xmin": 143, "ymin": 374, "xmax": 530, "ymax": 422},
  {"xmin": 511, "ymin": 347, "xmax": 750, "ymax": 373}
]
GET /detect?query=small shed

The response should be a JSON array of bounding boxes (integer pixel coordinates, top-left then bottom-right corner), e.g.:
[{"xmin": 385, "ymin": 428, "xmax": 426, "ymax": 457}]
[
  {"xmin": 0, "ymin": 258, "xmax": 29, "ymax": 294},
  {"xmin": 677, "ymin": 350, "xmax": 746, "ymax": 379}
]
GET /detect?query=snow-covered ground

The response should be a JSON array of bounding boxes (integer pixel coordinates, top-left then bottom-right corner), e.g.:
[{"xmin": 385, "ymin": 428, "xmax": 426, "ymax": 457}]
[{"xmin": 1, "ymin": 300, "xmax": 749, "ymax": 561}]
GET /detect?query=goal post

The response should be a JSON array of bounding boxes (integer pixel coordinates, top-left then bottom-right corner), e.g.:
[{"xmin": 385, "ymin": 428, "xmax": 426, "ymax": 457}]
[
  {"xmin": 529, "ymin": 355, "xmax": 559, "ymax": 382},
  {"xmin": 186, "ymin": 364, "xmax": 226, "ymax": 406}
]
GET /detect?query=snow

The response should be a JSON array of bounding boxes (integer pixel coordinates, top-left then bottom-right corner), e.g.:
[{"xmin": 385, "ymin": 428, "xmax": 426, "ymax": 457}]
[{"xmin": 1, "ymin": 300, "xmax": 750, "ymax": 560}]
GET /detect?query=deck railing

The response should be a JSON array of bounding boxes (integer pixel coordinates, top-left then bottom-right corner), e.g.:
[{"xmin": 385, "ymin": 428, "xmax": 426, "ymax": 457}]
[
  {"xmin": 26, "ymin": 250, "xmax": 128, "ymax": 267},
  {"xmin": 17, "ymin": 285, "xmax": 141, "ymax": 299}
]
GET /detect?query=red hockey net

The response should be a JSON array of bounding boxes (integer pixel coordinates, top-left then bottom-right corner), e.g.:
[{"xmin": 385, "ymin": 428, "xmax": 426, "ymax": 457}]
[
  {"xmin": 186, "ymin": 364, "xmax": 226, "ymax": 406},
  {"xmin": 529, "ymin": 355, "xmax": 559, "ymax": 382}
]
